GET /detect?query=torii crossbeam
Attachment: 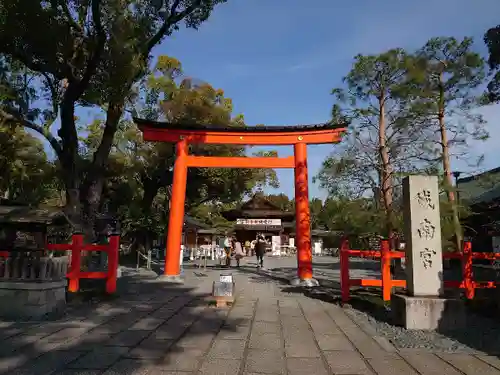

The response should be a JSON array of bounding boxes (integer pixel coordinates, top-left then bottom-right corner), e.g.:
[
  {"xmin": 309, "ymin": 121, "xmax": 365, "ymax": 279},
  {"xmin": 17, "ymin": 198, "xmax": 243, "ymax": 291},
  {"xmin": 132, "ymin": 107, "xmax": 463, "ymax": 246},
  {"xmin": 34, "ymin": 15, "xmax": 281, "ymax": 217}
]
[{"xmin": 134, "ymin": 119, "xmax": 346, "ymax": 286}]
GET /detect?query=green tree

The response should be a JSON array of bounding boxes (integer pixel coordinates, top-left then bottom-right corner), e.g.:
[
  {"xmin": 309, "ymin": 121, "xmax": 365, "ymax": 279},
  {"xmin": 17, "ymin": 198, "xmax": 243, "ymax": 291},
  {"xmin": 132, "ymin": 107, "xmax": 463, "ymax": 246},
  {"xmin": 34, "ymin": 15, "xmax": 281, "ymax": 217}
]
[
  {"xmin": 188, "ymin": 202, "xmax": 234, "ymax": 230},
  {"xmin": 484, "ymin": 24, "xmax": 500, "ymax": 102},
  {"xmin": 310, "ymin": 198, "xmax": 323, "ymax": 229},
  {"xmin": 316, "ymin": 49, "xmax": 424, "ymax": 242},
  {"xmin": 265, "ymin": 193, "xmax": 294, "ymax": 211},
  {"xmin": 0, "ymin": 124, "xmax": 58, "ymax": 204},
  {"xmin": 82, "ymin": 56, "xmax": 278, "ymax": 247},
  {"xmin": 0, "ymin": 0, "xmax": 227, "ymax": 234},
  {"xmin": 319, "ymin": 197, "xmax": 386, "ymax": 235},
  {"xmin": 132, "ymin": 56, "xmax": 278, "ymax": 210},
  {"xmin": 0, "ymin": 58, "xmax": 60, "ymax": 205},
  {"xmin": 413, "ymin": 37, "xmax": 487, "ymax": 251}
]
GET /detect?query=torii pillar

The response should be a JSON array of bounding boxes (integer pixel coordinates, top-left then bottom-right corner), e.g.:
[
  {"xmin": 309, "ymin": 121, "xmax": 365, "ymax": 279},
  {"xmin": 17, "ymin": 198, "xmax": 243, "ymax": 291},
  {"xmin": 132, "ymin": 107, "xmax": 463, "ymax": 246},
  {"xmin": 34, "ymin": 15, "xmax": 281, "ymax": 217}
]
[
  {"xmin": 162, "ymin": 138, "xmax": 188, "ymax": 283},
  {"xmin": 291, "ymin": 142, "xmax": 318, "ymax": 286}
]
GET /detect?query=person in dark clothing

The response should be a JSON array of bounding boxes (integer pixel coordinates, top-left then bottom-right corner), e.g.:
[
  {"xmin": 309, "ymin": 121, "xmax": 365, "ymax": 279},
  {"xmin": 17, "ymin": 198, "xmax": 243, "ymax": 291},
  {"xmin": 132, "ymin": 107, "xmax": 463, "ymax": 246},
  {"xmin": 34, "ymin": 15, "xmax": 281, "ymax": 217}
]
[{"xmin": 255, "ymin": 233, "xmax": 267, "ymax": 268}]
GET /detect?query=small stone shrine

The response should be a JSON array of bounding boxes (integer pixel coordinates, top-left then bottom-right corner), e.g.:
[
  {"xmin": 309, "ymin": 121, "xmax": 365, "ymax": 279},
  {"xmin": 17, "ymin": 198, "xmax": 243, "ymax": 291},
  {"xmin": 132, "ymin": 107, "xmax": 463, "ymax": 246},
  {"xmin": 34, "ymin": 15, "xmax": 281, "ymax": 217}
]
[
  {"xmin": 392, "ymin": 176, "xmax": 465, "ymax": 330},
  {"xmin": 0, "ymin": 204, "xmax": 72, "ymax": 320}
]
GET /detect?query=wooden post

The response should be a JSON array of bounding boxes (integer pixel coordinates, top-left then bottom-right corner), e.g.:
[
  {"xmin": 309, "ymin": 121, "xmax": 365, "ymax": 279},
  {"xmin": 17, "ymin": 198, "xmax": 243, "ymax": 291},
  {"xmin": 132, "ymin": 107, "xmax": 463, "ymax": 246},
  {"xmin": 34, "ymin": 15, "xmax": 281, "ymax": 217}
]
[
  {"xmin": 165, "ymin": 139, "xmax": 188, "ymax": 277},
  {"xmin": 381, "ymin": 239, "xmax": 391, "ymax": 301},
  {"xmin": 340, "ymin": 237, "xmax": 350, "ymax": 303},
  {"xmin": 462, "ymin": 241, "xmax": 474, "ymax": 299},
  {"xmin": 294, "ymin": 142, "xmax": 313, "ymax": 281},
  {"xmin": 68, "ymin": 233, "xmax": 83, "ymax": 292},
  {"xmin": 106, "ymin": 234, "xmax": 120, "ymax": 294}
]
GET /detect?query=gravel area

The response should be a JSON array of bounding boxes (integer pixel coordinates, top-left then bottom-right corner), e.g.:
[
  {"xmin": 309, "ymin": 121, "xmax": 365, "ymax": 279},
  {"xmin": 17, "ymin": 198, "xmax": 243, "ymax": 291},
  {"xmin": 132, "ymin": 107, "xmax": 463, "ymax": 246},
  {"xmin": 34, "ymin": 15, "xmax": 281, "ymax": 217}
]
[{"xmin": 344, "ymin": 303, "xmax": 500, "ymax": 354}]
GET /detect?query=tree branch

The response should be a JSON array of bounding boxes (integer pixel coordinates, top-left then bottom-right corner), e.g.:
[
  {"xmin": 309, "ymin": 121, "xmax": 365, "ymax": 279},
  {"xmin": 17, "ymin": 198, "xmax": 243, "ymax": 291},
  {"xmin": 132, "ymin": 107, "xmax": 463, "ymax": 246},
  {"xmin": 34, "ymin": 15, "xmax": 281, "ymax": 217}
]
[
  {"xmin": 7, "ymin": 50, "xmax": 63, "ymax": 79},
  {"xmin": 71, "ymin": 0, "xmax": 105, "ymax": 100},
  {"xmin": 92, "ymin": 101, "xmax": 124, "ymax": 169},
  {"xmin": 40, "ymin": 72, "xmax": 60, "ymax": 121},
  {"xmin": 146, "ymin": 0, "xmax": 202, "ymax": 53},
  {"xmin": 0, "ymin": 108, "xmax": 64, "ymax": 159},
  {"xmin": 59, "ymin": 0, "xmax": 83, "ymax": 32},
  {"xmin": 186, "ymin": 195, "xmax": 217, "ymax": 210}
]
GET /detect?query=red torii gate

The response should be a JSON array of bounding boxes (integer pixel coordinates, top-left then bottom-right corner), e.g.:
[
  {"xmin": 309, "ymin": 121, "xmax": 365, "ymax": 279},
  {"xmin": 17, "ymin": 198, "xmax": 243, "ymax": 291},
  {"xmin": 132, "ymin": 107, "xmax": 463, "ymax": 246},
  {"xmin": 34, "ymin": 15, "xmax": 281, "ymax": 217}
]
[{"xmin": 135, "ymin": 119, "xmax": 346, "ymax": 285}]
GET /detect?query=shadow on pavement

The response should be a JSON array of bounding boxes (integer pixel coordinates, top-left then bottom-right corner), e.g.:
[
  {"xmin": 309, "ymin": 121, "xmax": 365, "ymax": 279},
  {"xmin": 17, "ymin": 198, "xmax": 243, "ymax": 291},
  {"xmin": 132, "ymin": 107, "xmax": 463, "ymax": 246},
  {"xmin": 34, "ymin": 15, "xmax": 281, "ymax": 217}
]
[
  {"xmin": 0, "ymin": 269, "xmax": 247, "ymax": 375},
  {"xmin": 233, "ymin": 265, "xmax": 290, "ymax": 285}
]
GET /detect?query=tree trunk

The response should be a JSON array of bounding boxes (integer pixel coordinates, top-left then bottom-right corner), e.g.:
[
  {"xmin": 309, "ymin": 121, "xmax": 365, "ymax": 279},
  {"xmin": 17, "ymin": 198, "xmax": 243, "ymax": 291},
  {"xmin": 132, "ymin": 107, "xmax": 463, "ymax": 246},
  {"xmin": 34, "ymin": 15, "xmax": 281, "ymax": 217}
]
[
  {"xmin": 378, "ymin": 93, "xmax": 400, "ymax": 270},
  {"xmin": 440, "ymin": 119, "xmax": 462, "ymax": 252},
  {"xmin": 438, "ymin": 71, "xmax": 462, "ymax": 252},
  {"xmin": 81, "ymin": 178, "xmax": 104, "ymax": 240},
  {"xmin": 80, "ymin": 101, "xmax": 125, "ymax": 239},
  {"xmin": 59, "ymin": 96, "xmax": 81, "ymax": 230},
  {"xmin": 64, "ymin": 177, "xmax": 81, "ymax": 226},
  {"xmin": 378, "ymin": 94, "xmax": 395, "ymax": 240},
  {"xmin": 141, "ymin": 177, "xmax": 162, "ymax": 215}
]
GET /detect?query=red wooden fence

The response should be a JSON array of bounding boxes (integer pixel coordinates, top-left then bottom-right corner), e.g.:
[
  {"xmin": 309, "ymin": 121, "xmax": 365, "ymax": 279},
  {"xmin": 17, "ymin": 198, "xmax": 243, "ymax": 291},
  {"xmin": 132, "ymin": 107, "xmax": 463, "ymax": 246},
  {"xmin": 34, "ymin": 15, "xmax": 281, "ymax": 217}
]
[
  {"xmin": 0, "ymin": 233, "xmax": 120, "ymax": 294},
  {"xmin": 340, "ymin": 238, "xmax": 499, "ymax": 303}
]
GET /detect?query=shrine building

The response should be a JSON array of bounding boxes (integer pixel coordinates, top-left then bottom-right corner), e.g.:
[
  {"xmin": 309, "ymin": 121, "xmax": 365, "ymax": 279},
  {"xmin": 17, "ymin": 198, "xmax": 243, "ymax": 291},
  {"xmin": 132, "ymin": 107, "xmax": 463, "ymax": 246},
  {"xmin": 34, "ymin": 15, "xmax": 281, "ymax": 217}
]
[{"xmin": 221, "ymin": 194, "xmax": 294, "ymax": 244}]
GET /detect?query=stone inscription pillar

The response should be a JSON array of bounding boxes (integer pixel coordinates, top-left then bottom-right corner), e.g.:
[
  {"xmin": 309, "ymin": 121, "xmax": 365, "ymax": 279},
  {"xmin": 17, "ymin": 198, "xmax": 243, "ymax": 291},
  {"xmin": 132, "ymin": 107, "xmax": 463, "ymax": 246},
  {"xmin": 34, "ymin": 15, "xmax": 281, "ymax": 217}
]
[{"xmin": 402, "ymin": 175, "xmax": 443, "ymax": 297}]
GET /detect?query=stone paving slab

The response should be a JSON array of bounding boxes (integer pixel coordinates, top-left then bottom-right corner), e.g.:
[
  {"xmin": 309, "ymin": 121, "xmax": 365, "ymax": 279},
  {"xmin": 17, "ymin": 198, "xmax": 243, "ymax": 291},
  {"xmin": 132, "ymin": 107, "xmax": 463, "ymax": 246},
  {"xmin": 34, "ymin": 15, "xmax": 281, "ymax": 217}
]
[{"xmin": 2, "ymin": 260, "xmax": 500, "ymax": 375}]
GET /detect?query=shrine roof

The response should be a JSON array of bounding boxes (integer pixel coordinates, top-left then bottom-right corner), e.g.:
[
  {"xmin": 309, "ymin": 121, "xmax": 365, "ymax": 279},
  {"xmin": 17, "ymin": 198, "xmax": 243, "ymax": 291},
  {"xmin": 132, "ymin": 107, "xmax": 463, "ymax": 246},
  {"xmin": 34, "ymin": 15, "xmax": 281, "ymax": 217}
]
[
  {"xmin": 133, "ymin": 118, "xmax": 346, "ymax": 133},
  {"xmin": 457, "ymin": 167, "xmax": 500, "ymax": 205},
  {"xmin": 221, "ymin": 195, "xmax": 294, "ymax": 221},
  {"xmin": 0, "ymin": 205, "xmax": 70, "ymax": 226},
  {"xmin": 184, "ymin": 215, "xmax": 208, "ymax": 229}
]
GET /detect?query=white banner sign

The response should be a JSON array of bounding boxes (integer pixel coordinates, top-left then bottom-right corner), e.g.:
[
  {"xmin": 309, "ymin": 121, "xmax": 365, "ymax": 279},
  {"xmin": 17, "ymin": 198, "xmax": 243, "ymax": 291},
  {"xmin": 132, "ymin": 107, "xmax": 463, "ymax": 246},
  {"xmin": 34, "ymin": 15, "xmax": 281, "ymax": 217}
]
[{"xmin": 236, "ymin": 218, "xmax": 281, "ymax": 226}]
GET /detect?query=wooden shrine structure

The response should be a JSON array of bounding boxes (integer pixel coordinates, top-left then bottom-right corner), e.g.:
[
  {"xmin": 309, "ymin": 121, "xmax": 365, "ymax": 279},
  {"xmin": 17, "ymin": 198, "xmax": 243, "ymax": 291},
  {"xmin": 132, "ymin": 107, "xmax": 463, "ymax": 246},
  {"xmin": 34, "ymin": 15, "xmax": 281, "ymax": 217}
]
[
  {"xmin": 221, "ymin": 194, "xmax": 294, "ymax": 243},
  {"xmin": 457, "ymin": 167, "xmax": 500, "ymax": 252},
  {"xmin": 135, "ymin": 119, "xmax": 346, "ymax": 285}
]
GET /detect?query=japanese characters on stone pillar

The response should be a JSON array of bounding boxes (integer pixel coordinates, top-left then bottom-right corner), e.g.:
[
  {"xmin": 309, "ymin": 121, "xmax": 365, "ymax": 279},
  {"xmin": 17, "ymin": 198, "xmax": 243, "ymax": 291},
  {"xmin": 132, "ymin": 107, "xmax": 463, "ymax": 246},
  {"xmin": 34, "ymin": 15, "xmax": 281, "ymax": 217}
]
[{"xmin": 402, "ymin": 175, "xmax": 443, "ymax": 297}]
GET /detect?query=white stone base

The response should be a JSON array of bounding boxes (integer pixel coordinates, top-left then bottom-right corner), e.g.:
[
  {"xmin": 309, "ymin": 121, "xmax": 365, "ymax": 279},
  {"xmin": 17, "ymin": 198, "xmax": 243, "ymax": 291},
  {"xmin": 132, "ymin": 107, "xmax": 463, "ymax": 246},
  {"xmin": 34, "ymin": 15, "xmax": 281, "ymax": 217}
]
[
  {"xmin": 156, "ymin": 274, "xmax": 184, "ymax": 284},
  {"xmin": 290, "ymin": 277, "xmax": 320, "ymax": 287},
  {"xmin": 0, "ymin": 280, "xmax": 67, "ymax": 320},
  {"xmin": 391, "ymin": 293, "xmax": 466, "ymax": 330}
]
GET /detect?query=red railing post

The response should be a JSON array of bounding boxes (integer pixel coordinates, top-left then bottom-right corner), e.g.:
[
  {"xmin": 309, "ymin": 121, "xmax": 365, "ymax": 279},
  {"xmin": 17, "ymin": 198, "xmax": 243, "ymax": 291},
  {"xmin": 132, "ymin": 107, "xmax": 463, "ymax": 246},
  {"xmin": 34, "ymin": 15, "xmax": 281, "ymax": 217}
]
[
  {"xmin": 106, "ymin": 234, "xmax": 120, "ymax": 294},
  {"xmin": 462, "ymin": 241, "xmax": 474, "ymax": 299},
  {"xmin": 68, "ymin": 233, "xmax": 83, "ymax": 293},
  {"xmin": 340, "ymin": 237, "xmax": 350, "ymax": 303},
  {"xmin": 380, "ymin": 239, "xmax": 391, "ymax": 301}
]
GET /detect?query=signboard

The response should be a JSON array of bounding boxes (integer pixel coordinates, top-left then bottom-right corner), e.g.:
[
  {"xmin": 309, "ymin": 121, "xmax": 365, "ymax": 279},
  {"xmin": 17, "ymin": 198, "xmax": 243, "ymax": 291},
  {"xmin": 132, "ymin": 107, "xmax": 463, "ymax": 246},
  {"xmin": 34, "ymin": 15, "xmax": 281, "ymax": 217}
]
[
  {"xmin": 220, "ymin": 274, "xmax": 233, "ymax": 283},
  {"xmin": 213, "ymin": 281, "xmax": 234, "ymax": 297},
  {"xmin": 236, "ymin": 218, "xmax": 282, "ymax": 226},
  {"xmin": 213, "ymin": 273, "xmax": 235, "ymax": 300}
]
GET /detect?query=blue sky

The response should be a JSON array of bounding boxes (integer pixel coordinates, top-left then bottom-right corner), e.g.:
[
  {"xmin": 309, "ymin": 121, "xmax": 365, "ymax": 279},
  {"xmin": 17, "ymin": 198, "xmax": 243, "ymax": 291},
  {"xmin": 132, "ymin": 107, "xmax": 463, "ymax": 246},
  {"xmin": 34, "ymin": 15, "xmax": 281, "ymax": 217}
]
[{"xmin": 150, "ymin": 0, "xmax": 500, "ymax": 199}]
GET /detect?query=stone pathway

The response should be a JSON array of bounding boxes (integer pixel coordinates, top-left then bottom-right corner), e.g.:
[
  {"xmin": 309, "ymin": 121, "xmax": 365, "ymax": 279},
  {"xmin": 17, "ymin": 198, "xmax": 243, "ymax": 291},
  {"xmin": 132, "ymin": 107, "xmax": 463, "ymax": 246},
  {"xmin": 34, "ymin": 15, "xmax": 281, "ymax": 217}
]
[{"xmin": 1, "ymin": 260, "xmax": 500, "ymax": 375}]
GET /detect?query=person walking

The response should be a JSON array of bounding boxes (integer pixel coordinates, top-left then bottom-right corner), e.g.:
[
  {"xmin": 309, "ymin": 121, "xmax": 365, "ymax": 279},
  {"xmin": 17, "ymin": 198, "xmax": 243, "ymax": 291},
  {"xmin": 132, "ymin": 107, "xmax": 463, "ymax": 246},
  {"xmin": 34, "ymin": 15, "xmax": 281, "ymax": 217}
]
[
  {"xmin": 223, "ymin": 235, "xmax": 232, "ymax": 267},
  {"xmin": 244, "ymin": 240, "xmax": 251, "ymax": 256},
  {"xmin": 250, "ymin": 239, "xmax": 256, "ymax": 256},
  {"xmin": 233, "ymin": 238, "xmax": 245, "ymax": 268},
  {"xmin": 255, "ymin": 233, "xmax": 267, "ymax": 269}
]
